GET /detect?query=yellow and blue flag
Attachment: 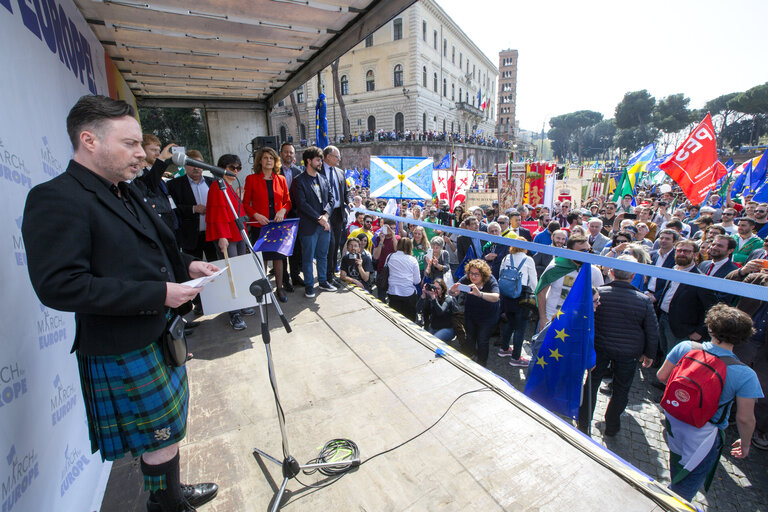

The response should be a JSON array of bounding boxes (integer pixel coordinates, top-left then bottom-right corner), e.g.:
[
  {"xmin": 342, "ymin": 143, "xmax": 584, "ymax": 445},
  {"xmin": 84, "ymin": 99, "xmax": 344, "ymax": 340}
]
[
  {"xmin": 524, "ymin": 263, "xmax": 596, "ymax": 419},
  {"xmin": 251, "ymin": 219, "xmax": 299, "ymax": 256},
  {"xmin": 626, "ymin": 143, "xmax": 655, "ymax": 188}
]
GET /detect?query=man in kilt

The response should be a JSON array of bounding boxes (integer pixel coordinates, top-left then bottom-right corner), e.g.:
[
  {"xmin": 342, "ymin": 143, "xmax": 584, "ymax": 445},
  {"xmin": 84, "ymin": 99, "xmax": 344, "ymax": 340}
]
[{"xmin": 23, "ymin": 95, "xmax": 220, "ymax": 511}]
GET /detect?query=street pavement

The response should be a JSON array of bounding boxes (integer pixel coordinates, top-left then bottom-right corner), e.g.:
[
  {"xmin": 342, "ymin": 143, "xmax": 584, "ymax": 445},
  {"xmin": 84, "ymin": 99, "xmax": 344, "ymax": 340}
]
[{"xmin": 477, "ymin": 324, "xmax": 768, "ymax": 512}]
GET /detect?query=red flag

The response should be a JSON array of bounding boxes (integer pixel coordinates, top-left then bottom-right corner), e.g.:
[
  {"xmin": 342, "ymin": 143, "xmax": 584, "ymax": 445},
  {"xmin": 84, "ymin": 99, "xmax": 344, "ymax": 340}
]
[{"xmin": 659, "ymin": 113, "xmax": 719, "ymax": 205}]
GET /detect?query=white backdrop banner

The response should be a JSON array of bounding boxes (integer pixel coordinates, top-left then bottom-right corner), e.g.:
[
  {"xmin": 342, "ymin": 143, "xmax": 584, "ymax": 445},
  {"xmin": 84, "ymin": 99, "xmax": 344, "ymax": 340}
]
[{"xmin": 1, "ymin": 1, "xmax": 113, "ymax": 512}]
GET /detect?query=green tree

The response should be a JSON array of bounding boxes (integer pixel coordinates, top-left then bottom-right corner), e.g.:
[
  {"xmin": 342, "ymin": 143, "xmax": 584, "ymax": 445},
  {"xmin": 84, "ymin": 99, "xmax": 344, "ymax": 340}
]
[
  {"xmin": 705, "ymin": 92, "xmax": 742, "ymax": 147},
  {"xmin": 138, "ymin": 107, "xmax": 212, "ymax": 163},
  {"xmin": 548, "ymin": 110, "xmax": 603, "ymax": 163},
  {"xmin": 582, "ymin": 119, "xmax": 616, "ymax": 159},
  {"xmin": 547, "ymin": 125, "xmax": 570, "ymax": 162},
  {"xmin": 615, "ymin": 90, "xmax": 656, "ymax": 129},
  {"xmin": 728, "ymin": 82, "xmax": 768, "ymax": 147},
  {"xmin": 653, "ymin": 93, "xmax": 694, "ymax": 153}
]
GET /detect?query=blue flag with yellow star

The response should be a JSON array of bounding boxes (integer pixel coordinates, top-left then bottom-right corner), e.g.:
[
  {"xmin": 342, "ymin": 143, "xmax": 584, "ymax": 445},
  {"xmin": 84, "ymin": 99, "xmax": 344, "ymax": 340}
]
[
  {"xmin": 524, "ymin": 263, "xmax": 595, "ymax": 419},
  {"xmin": 251, "ymin": 219, "xmax": 299, "ymax": 256}
]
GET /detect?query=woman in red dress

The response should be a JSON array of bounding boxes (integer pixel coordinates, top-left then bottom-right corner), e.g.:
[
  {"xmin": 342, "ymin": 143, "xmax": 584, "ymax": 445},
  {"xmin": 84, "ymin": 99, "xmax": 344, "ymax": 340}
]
[
  {"xmin": 243, "ymin": 147, "xmax": 292, "ymax": 302},
  {"xmin": 205, "ymin": 154, "xmax": 254, "ymax": 330}
]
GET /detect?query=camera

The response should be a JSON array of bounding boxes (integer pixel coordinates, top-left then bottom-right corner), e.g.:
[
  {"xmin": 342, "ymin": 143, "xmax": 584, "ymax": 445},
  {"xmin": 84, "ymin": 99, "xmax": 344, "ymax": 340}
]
[
  {"xmin": 424, "ymin": 283, "xmax": 436, "ymax": 292},
  {"xmin": 437, "ymin": 209, "xmax": 455, "ymax": 226}
]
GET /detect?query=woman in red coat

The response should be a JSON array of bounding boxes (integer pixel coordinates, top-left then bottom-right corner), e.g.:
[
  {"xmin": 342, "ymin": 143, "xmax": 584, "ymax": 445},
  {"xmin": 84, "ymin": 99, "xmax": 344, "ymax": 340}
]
[
  {"xmin": 243, "ymin": 146, "xmax": 292, "ymax": 301},
  {"xmin": 206, "ymin": 154, "xmax": 255, "ymax": 330}
]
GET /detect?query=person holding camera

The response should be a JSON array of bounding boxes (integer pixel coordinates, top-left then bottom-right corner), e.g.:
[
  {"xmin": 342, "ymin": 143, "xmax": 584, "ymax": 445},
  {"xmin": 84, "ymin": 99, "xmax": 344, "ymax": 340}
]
[
  {"xmin": 417, "ymin": 279, "xmax": 457, "ymax": 342},
  {"xmin": 340, "ymin": 237, "xmax": 373, "ymax": 291},
  {"xmin": 448, "ymin": 259, "xmax": 500, "ymax": 367}
]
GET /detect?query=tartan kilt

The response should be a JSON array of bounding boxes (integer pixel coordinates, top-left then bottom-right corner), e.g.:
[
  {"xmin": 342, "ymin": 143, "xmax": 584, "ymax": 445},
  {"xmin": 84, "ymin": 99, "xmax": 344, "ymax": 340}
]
[{"xmin": 76, "ymin": 341, "xmax": 188, "ymax": 461}]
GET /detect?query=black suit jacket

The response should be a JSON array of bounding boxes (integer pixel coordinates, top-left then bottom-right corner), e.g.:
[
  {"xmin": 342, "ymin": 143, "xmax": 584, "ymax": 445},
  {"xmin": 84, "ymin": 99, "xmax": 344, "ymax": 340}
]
[
  {"xmin": 284, "ymin": 164, "xmax": 304, "ymax": 216},
  {"xmin": 321, "ymin": 164, "xmax": 350, "ymax": 223},
  {"xmin": 698, "ymin": 259, "xmax": 739, "ymax": 304},
  {"xmin": 23, "ymin": 160, "xmax": 194, "ymax": 356},
  {"xmin": 512, "ymin": 226, "xmax": 532, "ymax": 242},
  {"xmin": 293, "ymin": 171, "xmax": 332, "ymax": 237},
  {"xmin": 166, "ymin": 175, "xmax": 214, "ymax": 251},
  {"xmin": 660, "ymin": 266, "xmax": 719, "ymax": 339},
  {"xmin": 649, "ymin": 249, "xmax": 675, "ymax": 303}
]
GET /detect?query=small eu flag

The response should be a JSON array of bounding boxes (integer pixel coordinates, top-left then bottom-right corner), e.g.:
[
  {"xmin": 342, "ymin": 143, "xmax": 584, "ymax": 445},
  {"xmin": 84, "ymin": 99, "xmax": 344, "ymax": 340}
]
[
  {"xmin": 524, "ymin": 263, "xmax": 595, "ymax": 419},
  {"xmin": 251, "ymin": 219, "xmax": 299, "ymax": 256}
]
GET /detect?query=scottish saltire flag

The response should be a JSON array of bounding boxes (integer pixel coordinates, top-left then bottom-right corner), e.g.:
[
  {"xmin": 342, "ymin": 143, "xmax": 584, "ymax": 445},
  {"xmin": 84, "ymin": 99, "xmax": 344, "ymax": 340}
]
[
  {"xmin": 369, "ymin": 156, "xmax": 433, "ymax": 200},
  {"xmin": 434, "ymin": 153, "xmax": 451, "ymax": 170},
  {"xmin": 315, "ymin": 93, "xmax": 329, "ymax": 149},
  {"xmin": 251, "ymin": 219, "xmax": 299, "ymax": 256},
  {"xmin": 454, "ymin": 245, "xmax": 476, "ymax": 281},
  {"xmin": 524, "ymin": 264, "xmax": 596, "ymax": 419},
  {"xmin": 626, "ymin": 143, "xmax": 655, "ymax": 188}
]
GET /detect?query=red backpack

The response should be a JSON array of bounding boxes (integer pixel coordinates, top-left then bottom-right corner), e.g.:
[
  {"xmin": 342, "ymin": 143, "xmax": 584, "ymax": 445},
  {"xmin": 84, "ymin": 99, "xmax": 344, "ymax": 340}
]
[{"xmin": 661, "ymin": 343, "xmax": 743, "ymax": 428}]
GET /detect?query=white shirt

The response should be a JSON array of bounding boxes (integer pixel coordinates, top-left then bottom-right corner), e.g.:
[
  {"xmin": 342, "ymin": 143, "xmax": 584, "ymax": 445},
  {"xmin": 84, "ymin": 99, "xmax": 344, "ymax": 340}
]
[
  {"xmin": 721, "ymin": 223, "xmax": 737, "ymax": 235},
  {"xmin": 704, "ymin": 258, "xmax": 729, "ymax": 276},
  {"xmin": 660, "ymin": 263, "xmax": 695, "ymax": 313},
  {"xmin": 647, "ymin": 248, "xmax": 673, "ymax": 292},
  {"xmin": 386, "ymin": 251, "xmax": 421, "ymax": 297},
  {"xmin": 188, "ymin": 176, "xmax": 209, "ymax": 231},
  {"xmin": 543, "ymin": 262, "xmax": 604, "ymax": 321}
]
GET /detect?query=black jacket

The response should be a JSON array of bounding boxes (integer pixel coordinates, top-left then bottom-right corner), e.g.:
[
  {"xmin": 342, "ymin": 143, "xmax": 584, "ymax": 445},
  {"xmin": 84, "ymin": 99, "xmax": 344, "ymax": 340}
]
[
  {"xmin": 698, "ymin": 259, "xmax": 739, "ymax": 304},
  {"xmin": 166, "ymin": 174, "xmax": 215, "ymax": 251},
  {"xmin": 660, "ymin": 267, "xmax": 719, "ymax": 339},
  {"xmin": 134, "ymin": 158, "xmax": 177, "ymax": 231},
  {"xmin": 594, "ymin": 281, "xmax": 659, "ymax": 360},
  {"xmin": 292, "ymin": 170, "xmax": 332, "ymax": 237},
  {"xmin": 23, "ymin": 160, "xmax": 194, "ymax": 356}
]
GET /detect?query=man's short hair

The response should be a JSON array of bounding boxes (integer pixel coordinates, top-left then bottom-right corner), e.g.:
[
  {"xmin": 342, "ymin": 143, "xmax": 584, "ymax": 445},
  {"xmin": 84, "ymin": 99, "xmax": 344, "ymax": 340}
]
[
  {"xmin": 588, "ymin": 217, "xmax": 603, "ymax": 227},
  {"xmin": 713, "ymin": 234, "xmax": 737, "ymax": 251},
  {"xmin": 739, "ymin": 217, "xmax": 756, "ymax": 226},
  {"xmin": 658, "ymin": 228, "xmax": 680, "ymax": 242},
  {"xmin": 302, "ymin": 146, "xmax": 323, "ymax": 164},
  {"xmin": 612, "ymin": 255, "xmax": 637, "ymax": 281},
  {"xmin": 142, "ymin": 133, "xmax": 160, "ymax": 148},
  {"xmin": 547, "ymin": 221, "xmax": 561, "ymax": 233},
  {"xmin": 705, "ymin": 304, "xmax": 755, "ymax": 346},
  {"xmin": 604, "ymin": 201, "xmax": 617, "ymax": 208},
  {"xmin": 322, "ymin": 145, "xmax": 339, "ymax": 158},
  {"xmin": 280, "ymin": 141, "xmax": 294, "ymax": 151},
  {"xmin": 666, "ymin": 219, "xmax": 683, "ymax": 231},
  {"xmin": 566, "ymin": 234, "xmax": 588, "ymax": 250},
  {"xmin": 67, "ymin": 95, "xmax": 134, "ymax": 150},
  {"xmin": 508, "ymin": 210, "xmax": 521, "ymax": 219},
  {"xmin": 566, "ymin": 212, "xmax": 580, "ymax": 224}
]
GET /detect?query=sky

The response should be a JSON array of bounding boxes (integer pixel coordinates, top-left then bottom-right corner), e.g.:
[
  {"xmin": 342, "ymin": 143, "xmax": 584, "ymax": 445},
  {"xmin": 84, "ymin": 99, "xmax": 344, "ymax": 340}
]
[{"xmin": 437, "ymin": 0, "xmax": 768, "ymax": 133}]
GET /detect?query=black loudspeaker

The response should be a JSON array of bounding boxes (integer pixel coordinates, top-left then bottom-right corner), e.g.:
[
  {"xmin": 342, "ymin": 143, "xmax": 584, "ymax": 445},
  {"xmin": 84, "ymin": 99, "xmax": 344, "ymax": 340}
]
[{"xmin": 252, "ymin": 136, "xmax": 279, "ymax": 152}]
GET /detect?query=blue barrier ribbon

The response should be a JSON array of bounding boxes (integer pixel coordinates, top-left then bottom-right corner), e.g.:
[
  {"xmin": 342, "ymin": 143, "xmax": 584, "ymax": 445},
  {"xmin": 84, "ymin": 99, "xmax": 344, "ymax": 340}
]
[{"xmin": 356, "ymin": 208, "xmax": 768, "ymax": 301}]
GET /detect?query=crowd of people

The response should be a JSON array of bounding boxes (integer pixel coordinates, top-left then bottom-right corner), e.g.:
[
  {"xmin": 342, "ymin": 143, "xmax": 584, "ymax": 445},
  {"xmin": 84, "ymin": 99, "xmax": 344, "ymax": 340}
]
[
  {"xmin": 316, "ymin": 129, "xmax": 513, "ymax": 148},
  {"xmin": 24, "ymin": 93, "xmax": 765, "ymax": 510}
]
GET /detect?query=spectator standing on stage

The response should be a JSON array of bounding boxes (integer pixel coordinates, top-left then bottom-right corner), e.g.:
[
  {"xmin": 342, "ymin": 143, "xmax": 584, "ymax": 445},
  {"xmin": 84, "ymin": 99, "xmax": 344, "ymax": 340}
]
[
  {"xmin": 320, "ymin": 145, "xmax": 350, "ymax": 285},
  {"xmin": 497, "ymin": 246, "xmax": 538, "ymax": 367},
  {"xmin": 207, "ymin": 154, "xmax": 258, "ymax": 329},
  {"xmin": 135, "ymin": 134, "xmax": 178, "ymax": 232},
  {"xmin": 733, "ymin": 217, "xmax": 763, "ymax": 265},
  {"xmin": 292, "ymin": 147, "xmax": 335, "ymax": 298},
  {"xmin": 242, "ymin": 147, "xmax": 291, "ymax": 303},
  {"xmin": 279, "ymin": 142, "xmax": 304, "ymax": 290},
  {"xmin": 23, "ymin": 95, "xmax": 220, "ymax": 512},
  {"xmin": 449, "ymin": 259, "xmax": 500, "ymax": 367},
  {"xmin": 386, "ymin": 237, "xmax": 421, "ymax": 321},
  {"xmin": 578, "ymin": 256, "xmax": 658, "ymax": 437},
  {"xmin": 657, "ymin": 305, "xmax": 763, "ymax": 502}
]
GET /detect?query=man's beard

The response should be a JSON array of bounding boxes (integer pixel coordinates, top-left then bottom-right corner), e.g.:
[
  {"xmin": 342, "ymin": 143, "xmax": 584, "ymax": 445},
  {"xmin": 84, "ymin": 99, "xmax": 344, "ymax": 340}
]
[{"xmin": 675, "ymin": 255, "xmax": 693, "ymax": 267}]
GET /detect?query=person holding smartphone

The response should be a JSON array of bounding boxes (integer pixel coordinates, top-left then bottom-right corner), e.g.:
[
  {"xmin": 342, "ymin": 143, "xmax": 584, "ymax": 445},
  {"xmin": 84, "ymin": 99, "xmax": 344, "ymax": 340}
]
[
  {"xmin": 340, "ymin": 237, "xmax": 373, "ymax": 291},
  {"xmin": 448, "ymin": 259, "xmax": 500, "ymax": 367}
]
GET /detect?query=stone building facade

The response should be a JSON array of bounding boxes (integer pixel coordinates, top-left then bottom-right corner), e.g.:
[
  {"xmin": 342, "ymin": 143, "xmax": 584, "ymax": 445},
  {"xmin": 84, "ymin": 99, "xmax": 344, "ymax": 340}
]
[
  {"xmin": 496, "ymin": 49, "xmax": 518, "ymax": 142},
  {"xmin": 270, "ymin": 0, "xmax": 498, "ymax": 145}
]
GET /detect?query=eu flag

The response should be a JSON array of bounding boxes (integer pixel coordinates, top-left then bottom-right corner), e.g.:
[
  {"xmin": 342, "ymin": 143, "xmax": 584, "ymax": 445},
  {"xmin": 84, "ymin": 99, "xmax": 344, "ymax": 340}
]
[
  {"xmin": 524, "ymin": 264, "xmax": 596, "ymax": 419},
  {"xmin": 315, "ymin": 93, "xmax": 329, "ymax": 149},
  {"xmin": 454, "ymin": 244, "xmax": 476, "ymax": 281},
  {"xmin": 251, "ymin": 219, "xmax": 299, "ymax": 256}
]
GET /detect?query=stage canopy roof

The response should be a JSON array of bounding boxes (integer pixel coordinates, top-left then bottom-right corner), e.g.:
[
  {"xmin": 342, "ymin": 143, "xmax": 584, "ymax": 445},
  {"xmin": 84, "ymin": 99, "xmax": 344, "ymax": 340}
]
[{"xmin": 75, "ymin": 0, "xmax": 415, "ymax": 108}]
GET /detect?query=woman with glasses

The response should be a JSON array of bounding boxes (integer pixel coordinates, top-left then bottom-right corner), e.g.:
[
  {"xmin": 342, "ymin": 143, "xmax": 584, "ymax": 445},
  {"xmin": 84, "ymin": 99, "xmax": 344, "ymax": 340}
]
[
  {"xmin": 243, "ymin": 147, "xmax": 291, "ymax": 302},
  {"xmin": 206, "ymin": 154, "xmax": 255, "ymax": 330},
  {"xmin": 448, "ymin": 259, "xmax": 500, "ymax": 367}
]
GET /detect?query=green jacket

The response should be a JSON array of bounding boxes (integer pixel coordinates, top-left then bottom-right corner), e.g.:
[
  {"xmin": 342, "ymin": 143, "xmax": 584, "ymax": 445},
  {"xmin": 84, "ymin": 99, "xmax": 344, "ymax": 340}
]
[{"xmin": 732, "ymin": 234, "xmax": 763, "ymax": 264}]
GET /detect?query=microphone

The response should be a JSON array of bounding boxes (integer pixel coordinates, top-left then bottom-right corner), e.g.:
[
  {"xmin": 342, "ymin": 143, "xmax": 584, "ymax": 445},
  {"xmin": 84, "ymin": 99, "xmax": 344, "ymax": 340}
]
[{"xmin": 171, "ymin": 151, "xmax": 237, "ymax": 178}]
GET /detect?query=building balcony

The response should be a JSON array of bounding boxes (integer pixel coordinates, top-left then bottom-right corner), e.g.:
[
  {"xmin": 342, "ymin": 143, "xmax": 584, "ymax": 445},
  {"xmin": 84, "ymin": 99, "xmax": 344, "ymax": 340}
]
[{"xmin": 455, "ymin": 101, "xmax": 484, "ymax": 117}]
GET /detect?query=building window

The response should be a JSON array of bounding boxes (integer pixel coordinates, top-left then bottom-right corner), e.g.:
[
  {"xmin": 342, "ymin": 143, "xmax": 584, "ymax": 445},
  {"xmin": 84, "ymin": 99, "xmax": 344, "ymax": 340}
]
[
  {"xmin": 423, "ymin": 112, "xmax": 427, "ymax": 131},
  {"xmin": 296, "ymin": 87, "xmax": 304, "ymax": 103},
  {"xmin": 459, "ymin": 87, "xmax": 462, "ymax": 101},
  {"xmin": 393, "ymin": 64, "xmax": 403, "ymax": 87},
  {"xmin": 451, "ymin": 121, "xmax": 454, "ymax": 132},
  {"xmin": 473, "ymin": 64, "xmax": 476, "ymax": 79},
  {"xmin": 433, "ymin": 30, "xmax": 437, "ymax": 50},
  {"xmin": 443, "ymin": 38, "xmax": 447, "ymax": 56},
  {"xmin": 367, "ymin": 115, "xmax": 376, "ymax": 131},
  {"xmin": 341, "ymin": 75, "xmax": 349, "ymax": 95},
  {"xmin": 393, "ymin": 18, "xmax": 402, "ymax": 41},
  {"xmin": 422, "ymin": 66, "xmax": 427, "ymax": 87},
  {"xmin": 300, "ymin": 124, "xmax": 306, "ymax": 140},
  {"xmin": 277, "ymin": 99, "xmax": 285, "ymax": 107},
  {"xmin": 365, "ymin": 34, "xmax": 373, "ymax": 47},
  {"xmin": 366, "ymin": 70, "xmax": 375, "ymax": 92},
  {"xmin": 442, "ymin": 119, "xmax": 446, "ymax": 132},
  {"xmin": 467, "ymin": 61, "xmax": 470, "ymax": 74},
  {"xmin": 433, "ymin": 73, "xmax": 437, "ymax": 93},
  {"xmin": 443, "ymin": 78, "xmax": 447, "ymax": 97},
  {"xmin": 422, "ymin": 20, "xmax": 426, "ymax": 41},
  {"xmin": 279, "ymin": 125, "xmax": 287, "ymax": 142},
  {"xmin": 452, "ymin": 46, "xmax": 455, "ymax": 64},
  {"xmin": 459, "ymin": 52, "xmax": 462, "ymax": 68},
  {"xmin": 451, "ymin": 83, "xmax": 455, "ymax": 100},
  {"xmin": 395, "ymin": 112, "xmax": 404, "ymax": 132}
]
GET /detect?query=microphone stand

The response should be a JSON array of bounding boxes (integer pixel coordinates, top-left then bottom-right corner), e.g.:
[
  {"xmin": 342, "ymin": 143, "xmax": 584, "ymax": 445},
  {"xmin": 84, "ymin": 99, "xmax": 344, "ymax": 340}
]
[{"xmin": 213, "ymin": 177, "xmax": 357, "ymax": 511}]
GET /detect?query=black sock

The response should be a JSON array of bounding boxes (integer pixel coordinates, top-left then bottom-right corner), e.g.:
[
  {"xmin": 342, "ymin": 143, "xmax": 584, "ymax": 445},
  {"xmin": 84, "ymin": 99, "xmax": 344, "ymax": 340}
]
[{"xmin": 141, "ymin": 451, "xmax": 184, "ymax": 511}]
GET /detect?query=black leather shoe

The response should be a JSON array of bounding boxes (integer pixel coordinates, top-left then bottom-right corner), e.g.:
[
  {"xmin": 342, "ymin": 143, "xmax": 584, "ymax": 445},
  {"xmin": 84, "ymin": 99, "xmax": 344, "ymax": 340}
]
[
  {"xmin": 283, "ymin": 282, "xmax": 295, "ymax": 293},
  {"xmin": 292, "ymin": 276, "xmax": 305, "ymax": 286},
  {"xmin": 184, "ymin": 328, "xmax": 195, "ymax": 337},
  {"xmin": 186, "ymin": 321, "xmax": 201, "ymax": 328},
  {"xmin": 147, "ymin": 483, "xmax": 218, "ymax": 511}
]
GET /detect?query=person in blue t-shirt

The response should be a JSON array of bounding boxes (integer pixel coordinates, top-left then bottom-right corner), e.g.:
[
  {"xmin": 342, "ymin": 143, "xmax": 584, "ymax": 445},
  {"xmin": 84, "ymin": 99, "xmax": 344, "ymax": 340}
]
[{"xmin": 657, "ymin": 304, "xmax": 764, "ymax": 502}]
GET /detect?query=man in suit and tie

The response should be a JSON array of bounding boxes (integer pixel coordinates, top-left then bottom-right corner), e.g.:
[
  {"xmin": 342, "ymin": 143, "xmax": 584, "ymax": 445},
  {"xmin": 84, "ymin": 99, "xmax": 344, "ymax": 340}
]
[
  {"xmin": 507, "ymin": 210, "xmax": 532, "ymax": 241},
  {"xmin": 587, "ymin": 218, "xmax": 609, "ymax": 254},
  {"xmin": 280, "ymin": 142, "xmax": 305, "ymax": 290},
  {"xmin": 699, "ymin": 234, "xmax": 739, "ymax": 304},
  {"xmin": 645, "ymin": 229, "xmax": 679, "ymax": 305},
  {"xmin": 167, "ymin": 151, "xmax": 217, "ymax": 262},
  {"xmin": 293, "ymin": 147, "xmax": 337, "ymax": 297},
  {"xmin": 656, "ymin": 239, "xmax": 718, "ymax": 358},
  {"xmin": 22, "ymin": 95, "xmax": 220, "ymax": 511},
  {"xmin": 320, "ymin": 145, "xmax": 350, "ymax": 285}
]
